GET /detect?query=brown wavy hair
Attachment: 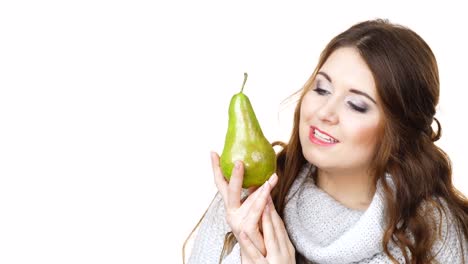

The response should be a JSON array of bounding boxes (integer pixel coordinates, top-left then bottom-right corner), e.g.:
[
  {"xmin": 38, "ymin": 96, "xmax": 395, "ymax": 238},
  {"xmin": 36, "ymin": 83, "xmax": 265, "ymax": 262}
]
[
  {"xmin": 273, "ymin": 19, "xmax": 468, "ymax": 263},
  {"xmin": 183, "ymin": 19, "xmax": 468, "ymax": 264}
]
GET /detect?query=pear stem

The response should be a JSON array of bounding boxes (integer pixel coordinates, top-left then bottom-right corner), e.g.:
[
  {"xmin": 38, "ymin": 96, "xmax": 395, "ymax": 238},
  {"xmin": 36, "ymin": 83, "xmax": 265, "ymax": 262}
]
[{"xmin": 241, "ymin": 72, "xmax": 248, "ymax": 93}]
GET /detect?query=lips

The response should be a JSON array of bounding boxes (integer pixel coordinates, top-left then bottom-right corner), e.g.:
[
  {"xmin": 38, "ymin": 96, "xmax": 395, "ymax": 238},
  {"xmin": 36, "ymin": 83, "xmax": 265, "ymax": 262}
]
[{"xmin": 309, "ymin": 126, "xmax": 339, "ymax": 146}]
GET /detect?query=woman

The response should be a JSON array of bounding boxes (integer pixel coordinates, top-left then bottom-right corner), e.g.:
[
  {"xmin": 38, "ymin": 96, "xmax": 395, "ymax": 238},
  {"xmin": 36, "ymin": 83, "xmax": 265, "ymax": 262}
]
[{"xmin": 184, "ymin": 19, "xmax": 468, "ymax": 264}]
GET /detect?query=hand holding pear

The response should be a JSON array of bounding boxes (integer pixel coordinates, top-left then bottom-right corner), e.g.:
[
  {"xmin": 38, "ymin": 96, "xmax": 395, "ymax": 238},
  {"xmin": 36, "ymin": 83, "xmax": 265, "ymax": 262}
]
[{"xmin": 220, "ymin": 73, "xmax": 277, "ymax": 188}]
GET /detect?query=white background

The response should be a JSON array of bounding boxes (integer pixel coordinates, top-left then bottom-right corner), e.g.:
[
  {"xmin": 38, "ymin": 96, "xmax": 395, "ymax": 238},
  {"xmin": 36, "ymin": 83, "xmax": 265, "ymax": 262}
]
[{"xmin": 1, "ymin": 1, "xmax": 467, "ymax": 263}]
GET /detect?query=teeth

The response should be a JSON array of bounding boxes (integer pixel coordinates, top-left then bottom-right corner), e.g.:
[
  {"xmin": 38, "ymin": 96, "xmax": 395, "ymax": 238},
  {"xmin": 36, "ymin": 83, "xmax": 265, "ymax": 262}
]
[{"xmin": 314, "ymin": 129, "xmax": 338, "ymax": 143}]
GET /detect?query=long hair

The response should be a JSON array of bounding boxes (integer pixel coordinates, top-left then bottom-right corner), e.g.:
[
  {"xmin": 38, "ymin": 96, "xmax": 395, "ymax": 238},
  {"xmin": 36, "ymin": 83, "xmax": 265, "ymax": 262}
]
[
  {"xmin": 184, "ymin": 19, "xmax": 468, "ymax": 264},
  {"xmin": 273, "ymin": 19, "xmax": 468, "ymax": 263}
]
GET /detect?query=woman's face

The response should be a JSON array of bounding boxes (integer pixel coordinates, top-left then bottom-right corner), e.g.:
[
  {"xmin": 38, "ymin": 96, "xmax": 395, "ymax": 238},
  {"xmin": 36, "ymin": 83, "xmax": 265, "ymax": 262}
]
[{"xmin": 299, "ymin": 47, "xmax": 383, "ymax": 173}]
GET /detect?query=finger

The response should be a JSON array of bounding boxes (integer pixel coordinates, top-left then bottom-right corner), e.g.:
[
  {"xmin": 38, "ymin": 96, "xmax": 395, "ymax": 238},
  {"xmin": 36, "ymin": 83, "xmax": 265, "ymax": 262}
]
[
  {"xmin": 241, "ymin": 173, "xmax": 279, "ymax": 210},
  {"xmin": 268, "ymin": 199, "xmax": 292, "ymax": 252},
  {"xmin": 235, "ymin": 173, "xmax": 278, "ymax": 224},
  {"xmin": 262, "ymin": 198, "xmax": 279, "ymax": 252},
  {"xmin": 240, "ymin": 229, "xmax": 266, "ymax": 257},
  {"xmin": 243, "ymin": 173, "xmax": 279, "ymax": 218},
  {"xmin": 239, "ymin": 181, "xmax": 273, "ymax": 255},
  {"xmin": 244, "ymin": 180, "xmax": 272, "ymax": 226},
  {"xmin": 238, "ymin": 232, "xmax": 268, "ymax": 263},
  {"xmin": 227, "ymin": 161, "xmax": 244, "ymax": 209},
  {"xmin": 267, "ymin": 173, "xmax": 279, "ymax": 189},
  {"xmin": 247, "ymin": 186, "xmax": 259, "ymax": 196},
  {"xmin": 211, "ymin": 152, "xmax": 228, "ymax": 201},
  {"xmin": 246, "ymin": 171, "xmax": 278, "ymax": 195},
  {"xmin": 235, "ymin": 184, "xmax": 268, "ymax": 255},
  {"xmin": 237, "ymin": 175, "xmax": 278, "ymax": 256}
]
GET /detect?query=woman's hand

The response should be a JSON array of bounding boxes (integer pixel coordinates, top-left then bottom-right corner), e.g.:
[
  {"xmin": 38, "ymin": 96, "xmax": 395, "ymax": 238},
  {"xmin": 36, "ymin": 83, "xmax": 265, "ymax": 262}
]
[
  {"xmin": 211, "ymin": 152, "xmax": 278, "ymax": 257},
  {"xmin": 238, "ymin": 198, "xmax": 296, "ymax": 264}
]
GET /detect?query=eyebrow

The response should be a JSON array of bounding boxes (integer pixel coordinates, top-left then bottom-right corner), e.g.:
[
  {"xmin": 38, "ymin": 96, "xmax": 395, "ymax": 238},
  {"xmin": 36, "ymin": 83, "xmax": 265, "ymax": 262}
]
[{"xmin": 317, "ymin": 71, "xmax": 377, "ymax": 105}]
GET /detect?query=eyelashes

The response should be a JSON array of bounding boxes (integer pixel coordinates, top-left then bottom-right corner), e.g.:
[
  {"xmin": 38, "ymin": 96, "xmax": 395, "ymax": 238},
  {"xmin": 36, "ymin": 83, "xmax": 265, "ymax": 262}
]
[
  {"xmin": 312, "ymin": 87, "xmax": 369, "ymax": 113},
  {"xmin": 348, "ymin": 102, "xmax": 368, "ymax": 113},
  {"xmin": 313, "ymin": 87, "xmax": 329, "ymax": 96}
]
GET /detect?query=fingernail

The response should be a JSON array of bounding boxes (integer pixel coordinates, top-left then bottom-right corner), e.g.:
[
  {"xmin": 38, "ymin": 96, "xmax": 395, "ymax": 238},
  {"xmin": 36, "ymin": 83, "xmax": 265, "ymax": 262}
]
[{"xmin": 235, "ymin": 161, "xmax": 241, "ymax": 169}]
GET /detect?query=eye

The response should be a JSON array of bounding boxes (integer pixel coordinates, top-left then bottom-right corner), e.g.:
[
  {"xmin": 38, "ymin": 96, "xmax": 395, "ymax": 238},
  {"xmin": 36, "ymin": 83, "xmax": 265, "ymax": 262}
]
[
  {"xmin": 348, "ymin": 102, "xmax": 368, "ymax": 113},
  {"xmin": 313, "ymin": 87, "xmax": 330, "ymax": 96}
]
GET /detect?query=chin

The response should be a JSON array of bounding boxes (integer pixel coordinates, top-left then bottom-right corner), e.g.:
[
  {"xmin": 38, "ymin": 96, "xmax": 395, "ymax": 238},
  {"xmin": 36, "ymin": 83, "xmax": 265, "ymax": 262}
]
[
  {"xmin": 302, "ymin": 148, "xmax": 323, "ymax": 167},
  {"xmin": 303, "ymin": 146, "xmax": 343, "ymax": 169}
]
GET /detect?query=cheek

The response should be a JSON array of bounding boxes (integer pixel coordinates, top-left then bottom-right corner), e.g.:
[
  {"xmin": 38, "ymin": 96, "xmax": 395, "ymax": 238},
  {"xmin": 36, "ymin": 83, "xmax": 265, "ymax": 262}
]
[
  {"xmin": 299, "ymin": 93, "xmax": 320, "ymax": 121},
  {"xmin": 299, "ymin": 99, "xmax": 313, "ymax": 141},
  {"xmin": 344, "ymin": 118, "xmax": 381, "ymax": 148}
]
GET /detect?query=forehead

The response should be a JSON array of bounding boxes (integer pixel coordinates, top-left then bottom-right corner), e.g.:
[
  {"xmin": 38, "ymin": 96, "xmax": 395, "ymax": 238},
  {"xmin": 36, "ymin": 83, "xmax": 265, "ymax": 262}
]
[{"xmin": 319, "ymin": 47, "xmax": 377, "ymax": 97}]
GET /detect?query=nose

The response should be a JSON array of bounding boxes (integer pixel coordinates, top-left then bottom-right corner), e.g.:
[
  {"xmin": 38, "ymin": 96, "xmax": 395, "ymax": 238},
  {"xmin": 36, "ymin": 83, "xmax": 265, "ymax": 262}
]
[{"xmin": 316, "ymin": 98, "xmax": 339, "ymax": 125}]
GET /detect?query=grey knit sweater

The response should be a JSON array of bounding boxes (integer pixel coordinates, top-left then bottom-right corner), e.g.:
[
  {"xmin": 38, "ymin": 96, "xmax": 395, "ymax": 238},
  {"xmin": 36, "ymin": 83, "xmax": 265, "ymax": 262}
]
[{"xmin": 187, "ymin": 164, "xmax": 467, "ymax": 264}]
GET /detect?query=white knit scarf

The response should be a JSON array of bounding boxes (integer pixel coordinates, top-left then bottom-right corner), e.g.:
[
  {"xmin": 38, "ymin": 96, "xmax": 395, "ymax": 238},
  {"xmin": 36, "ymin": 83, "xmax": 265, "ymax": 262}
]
[{"xmin": 283, "ymin": 164, "xmax": 401, "ymax": 264}]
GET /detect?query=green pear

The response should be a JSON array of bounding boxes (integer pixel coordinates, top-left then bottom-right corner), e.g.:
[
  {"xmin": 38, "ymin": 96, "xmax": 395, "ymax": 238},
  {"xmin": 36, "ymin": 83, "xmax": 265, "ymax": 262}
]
[{"xmin": 220, "ymin": 73, "xmax": 277, "ymax": 188}]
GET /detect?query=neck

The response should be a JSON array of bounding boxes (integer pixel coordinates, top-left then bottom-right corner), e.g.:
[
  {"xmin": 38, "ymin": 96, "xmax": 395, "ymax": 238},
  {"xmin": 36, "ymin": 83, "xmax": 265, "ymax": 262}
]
[{"xmin": 316, "ymin": 167, "xmax": 376, "ymax": 211}]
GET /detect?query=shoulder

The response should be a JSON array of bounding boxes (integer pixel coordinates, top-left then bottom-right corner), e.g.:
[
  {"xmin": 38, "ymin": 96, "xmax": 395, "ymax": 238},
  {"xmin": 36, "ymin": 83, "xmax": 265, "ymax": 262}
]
[{"xmin": 419, "ymin": 197, "xmax": 467, "ymax": 263}]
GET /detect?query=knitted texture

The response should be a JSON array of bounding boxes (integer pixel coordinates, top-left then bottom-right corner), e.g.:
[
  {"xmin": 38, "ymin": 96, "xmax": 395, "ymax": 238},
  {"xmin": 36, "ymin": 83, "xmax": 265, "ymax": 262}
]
[
  {"xmin": 187, "ymin": 193, "xmax": 241, "ymax": 264},
  {"xmin": 188, "ymin": 164, "xmax": 467, "ymax": 263}
]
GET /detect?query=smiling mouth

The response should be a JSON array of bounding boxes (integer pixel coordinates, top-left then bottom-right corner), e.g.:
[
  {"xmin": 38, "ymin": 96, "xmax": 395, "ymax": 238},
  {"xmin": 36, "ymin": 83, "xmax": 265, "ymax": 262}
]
[{"xmin": 309, "ymin": 126, "xmax": 339, "ymax": 145}]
